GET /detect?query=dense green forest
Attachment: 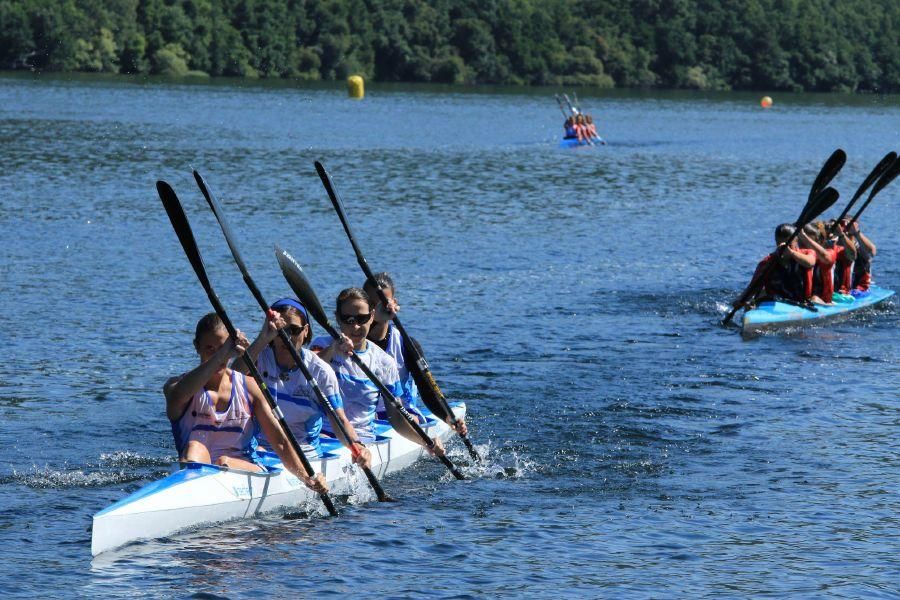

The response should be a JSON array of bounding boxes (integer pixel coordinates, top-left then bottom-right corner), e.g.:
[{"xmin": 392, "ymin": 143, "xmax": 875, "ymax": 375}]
[{"xmin": 1, "ymin": 0, "xmax": 898, "ymax": 92}]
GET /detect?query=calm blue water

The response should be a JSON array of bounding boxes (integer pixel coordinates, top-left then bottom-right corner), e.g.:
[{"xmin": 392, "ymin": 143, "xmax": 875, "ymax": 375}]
[{"xmin": 0, "ymin": 74, "xmax": 897, "ymax": 598}]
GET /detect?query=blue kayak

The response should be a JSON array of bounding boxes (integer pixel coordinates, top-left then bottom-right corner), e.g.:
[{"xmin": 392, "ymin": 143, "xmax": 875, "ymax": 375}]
[
  {"xmin": 560, "ymin": 137, "xmax": 600, "ymax": 148},
  {"xmin": 742, "ymin": 285, "xmax": 895, "ymax": 336}
]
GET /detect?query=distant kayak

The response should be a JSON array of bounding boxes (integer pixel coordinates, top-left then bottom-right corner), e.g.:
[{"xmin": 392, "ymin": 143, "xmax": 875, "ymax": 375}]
[
  {"xmin": 560, "ymin": 137, "xmax": 599, "ymax": 148},
  {"xmin": 742, "ymin": 285, "xmax": 895, "ymax": 336}
]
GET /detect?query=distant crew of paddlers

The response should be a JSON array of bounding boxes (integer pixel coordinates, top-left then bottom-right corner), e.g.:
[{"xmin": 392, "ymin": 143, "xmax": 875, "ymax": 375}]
[
  {"xmin": 555, "ymin": 93, "xmax": 606, "ymax": 146},
  {"xmin": 735, "ymin": 217, "xmax": 876, "ymax": 309},
  {"xmin": 564, "ymin": 113, "xmax": 604, "ymax": 145}
]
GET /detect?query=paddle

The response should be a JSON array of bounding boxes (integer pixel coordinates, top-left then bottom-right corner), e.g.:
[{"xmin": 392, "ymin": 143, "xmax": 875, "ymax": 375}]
[
  {"xmin": 156, "ymin": 180, "xmax": 339, "ymax": 517},
  {"xmin": 721, "ymin": 185, "xmax": 840, "ymax": 326},
  {"xmin": 829, "ymin": 152, "xmax": 896, "ymax": 233},
  {"xmin": 554, "ymin": 95, "xmax": 570, "ymax": 119},
  {"xmin": 848, "ymin": 153, "xmax": 900, "ymax": 226},
  {"xmin": 808, "ymin": 149, "xmax": 846, "ymax": 202},
  {"xmin": 314, "ymin": 161, "xmax": 481, "ymax": 462},
  {"xmin": 562, "ymin": 93, "xmax": 579, "ymax": 115},
  {"xmin": 275, "ymin": 245, "xmax": 466, "ymax": 481},
  {"xmin": 192, "ymin": 170, "xmax": 394, "ymax": 502}
]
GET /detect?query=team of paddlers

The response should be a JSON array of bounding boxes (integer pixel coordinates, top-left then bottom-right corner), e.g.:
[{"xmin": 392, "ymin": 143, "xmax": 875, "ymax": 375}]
[
  {"xmin": 735, "ymin": 218, "xmax": 877, "ymax": 309},
  {"xmin": 163, "ymin": 272, "xmax": 464, "ymax": 494},
  {"xmin": 563, "ymin": 113, "xmax": 604, "ymax": 145}
]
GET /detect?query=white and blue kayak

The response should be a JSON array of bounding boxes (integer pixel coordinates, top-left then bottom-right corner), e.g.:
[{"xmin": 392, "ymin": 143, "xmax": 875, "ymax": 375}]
[
  {"xmin": 742, "ymin": 286, "xmax": 895, "ymax": 336},
  {"xmin": 91, "ymin": 404, "xmax": 465, "ymax": 556}
]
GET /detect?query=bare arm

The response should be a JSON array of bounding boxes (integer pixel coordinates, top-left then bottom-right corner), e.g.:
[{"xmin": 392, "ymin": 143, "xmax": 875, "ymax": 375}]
[
  {"xmin": 326, "ymin": 408, "xmax": 372, "ymax": 468},
  {"xmin": 799, "ymin": 231, "xmax": 833, "ymax": 266},
  {"xmin": 248, "ymin": 377, "xmax": 327, "ymax": 492},
  {"xmin": 856, "ymin": 231, "xmax": 876, "ymax": 257},
  {"xmin": 234, "ymin": 310, "xmax": 284, "ymax": 375},
  {"xmin": 787, "ymin": 247, "xmax": 816, "ymax": 269},
  {"xmin": 838, "ymin": 230, "xmax": 857, "ymax": 262}
]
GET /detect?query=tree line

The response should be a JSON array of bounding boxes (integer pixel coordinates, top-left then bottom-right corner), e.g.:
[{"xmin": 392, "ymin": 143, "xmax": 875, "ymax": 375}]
[{"xmin": 1, "ymin": 0, "xmax": 898, "ymax": 92}]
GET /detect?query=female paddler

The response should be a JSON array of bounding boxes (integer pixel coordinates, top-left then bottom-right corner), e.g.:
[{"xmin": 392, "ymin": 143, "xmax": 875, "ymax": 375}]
[
  {"xmin": 163, "ymin": 313, "xmax": 327, "ymax": 492},
  {"xmin": 238, "ymin": 298, "xmax": 372, "ymax": 468},
  {"xmin": 312, "ymin": 288, "xmax": 445, "ymax": 455},
  {"xmin": 363, "ymin": 273, "xmax": 468, "ymax": 436}
]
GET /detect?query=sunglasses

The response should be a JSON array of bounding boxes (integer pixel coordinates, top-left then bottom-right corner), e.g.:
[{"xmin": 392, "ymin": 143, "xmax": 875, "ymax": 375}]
[
  {"xmin": 339, "ymin": 312, "xmax": 372, "ymax": 326},
  {"xmin": 284, "ymin": 324, "xmax": 306, "ymax": 338}
]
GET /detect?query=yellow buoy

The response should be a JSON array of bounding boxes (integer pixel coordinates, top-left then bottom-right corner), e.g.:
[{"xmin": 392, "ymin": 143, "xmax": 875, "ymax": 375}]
[
  {"xmin": 347, "ymin": 75, "xmax": 364, "ymax": 99},
  {"xmin": 760, "ymin": 96, "xmax": 773, "ymax": 108}
]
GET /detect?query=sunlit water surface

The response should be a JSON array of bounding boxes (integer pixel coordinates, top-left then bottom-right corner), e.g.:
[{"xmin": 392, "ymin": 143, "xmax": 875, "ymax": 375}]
[{"xmin": 0, "ymin": 74, "xmax": 897, "ymax": 598}]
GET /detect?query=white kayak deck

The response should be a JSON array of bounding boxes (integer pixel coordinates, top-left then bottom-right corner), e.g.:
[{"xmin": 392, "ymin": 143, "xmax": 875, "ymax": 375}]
[{"xmin": 92, "ymin": 404, "xmax": 465, "ymax": 556}]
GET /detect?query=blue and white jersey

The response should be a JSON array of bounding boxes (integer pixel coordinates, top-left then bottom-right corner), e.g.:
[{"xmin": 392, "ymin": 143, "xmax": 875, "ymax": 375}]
[
  {"xmin": 378, "ymin": 323, "xmax": 422, "ymax": 416},
  {"xmin": 311, "ymin": 335, "xmax": 409, "ymax": 441},
  {"xmin": 171, "ymin": 370, "xmax": 256, "ymax": 463},
  {"xmin": 254, "ymin": 345, "xmax": 343, "ymax": 456}
]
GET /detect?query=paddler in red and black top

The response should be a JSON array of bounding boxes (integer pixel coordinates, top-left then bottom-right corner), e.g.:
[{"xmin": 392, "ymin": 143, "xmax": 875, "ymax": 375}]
[
  {"xmin": 848, "ymin": 220, "xmax": 877, "ymax": 293},
  {"xmin": 740, "ymin": 223, "xmax": 817, "ymax": 307},
  {"xmin": 798, "ymin": 221, "xmax": 856, "ymax": 305}
]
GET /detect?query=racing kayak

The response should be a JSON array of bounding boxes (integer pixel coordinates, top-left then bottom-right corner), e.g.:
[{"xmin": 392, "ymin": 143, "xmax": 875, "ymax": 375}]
[
  {"xmin": 559, "ymin": 137, "xmax": 598, "ymax": 148},
  {"xmin": 742, "ymin": 285, "xmax": 895, "ymax": 336},
  {"xmin": 91, "ymin": 404, "xmax": 465, "ymax": 556}
]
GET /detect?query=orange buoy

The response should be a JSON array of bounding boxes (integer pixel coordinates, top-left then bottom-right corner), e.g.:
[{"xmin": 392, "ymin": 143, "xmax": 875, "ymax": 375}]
[{"xmin": 760, "ymin": 96, "xmax": 773, "ymax": 108}]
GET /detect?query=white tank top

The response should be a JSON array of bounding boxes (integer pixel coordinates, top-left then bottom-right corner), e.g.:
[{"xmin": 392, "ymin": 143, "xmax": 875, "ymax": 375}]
[
  {"xmin": 311, "ymin": 336, "xmax": 405, "ymax": 441},
  {"xmin": 254, "ymin": 345, "xmax": 343, "ymax": 455},
  {"xmin": 171, "ymin": 370, "xmax": 256, "ymax": 463}
]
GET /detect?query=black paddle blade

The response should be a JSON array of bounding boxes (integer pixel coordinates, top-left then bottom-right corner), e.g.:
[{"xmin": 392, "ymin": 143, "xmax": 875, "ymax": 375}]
[
  {"xmin": 869, "ymin": 154, "xmax": 900, "ymax": 198},
  {"xmin": 808, "ymin": 149, "xmax": 846, "ymax": 202},
  {"xmin": 799, "ymin": 186, "xmax": 840, "ymax": 226},
  {"xmin": 831, "ymin": 152, "xmax": 897, "ymax": 228},
  {"xmin": 851, "ymin": 154, "xmax": 900, "ymax": 224},
  {"xmin": 274, "ymin": 245, "xmax": 332, "ymax": 331}
]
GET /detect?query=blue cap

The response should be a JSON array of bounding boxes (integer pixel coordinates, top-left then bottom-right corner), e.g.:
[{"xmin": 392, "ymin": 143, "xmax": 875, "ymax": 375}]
[{"xmin": 270, "ymin": 298, "xmax": 309, "ymax": 323}]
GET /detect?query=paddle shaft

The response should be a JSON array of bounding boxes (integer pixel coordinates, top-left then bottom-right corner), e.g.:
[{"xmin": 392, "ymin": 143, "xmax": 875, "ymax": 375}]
[
  {"xmin": 554, "ymin": 95, "xmax": 569, "ymax": 119},
  {"xmin": 193, "ymin": 171, "xmax": 392, "ymax": 502},
  {"xmin": 314, "ymin": 161, "xmax": 480, "ymax": 461},
  {"xmin": 157, "ymin": 181, "xmax": 338, "ymax": 516}
]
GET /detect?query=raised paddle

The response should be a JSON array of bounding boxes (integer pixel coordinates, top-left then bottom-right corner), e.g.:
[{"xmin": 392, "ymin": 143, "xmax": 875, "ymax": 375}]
[
  {"xmin": 721, "ymin": 186, "xmax": 840, "ymax": 326},
  {"xmin": 848, "ymin": 153, "xmax": 900, "ymax": 226},
  {"xmin": 156, "ymin": 180, "xmax": 339, "ymax": 517},
  {"xmin": 808, "ymin": 149, "xmax": 846, "ymax": 202},
  {"xmin": 554, "ymin": 95, "xmax": 570, "ymax": 119},
  {"xmin": 275, "ymin": 245, "xmax": 467, "ymax": 481},
  {"xmin": 314, "ymin": 161, "xmax": 481, "ymax": 462},
  {"xmin": 829, "ymin": 152, "xmax": 896, "ymax": 233},
  {"xmin": 192, "ymin": 170, "xmax": 394, "ymax": 502}
]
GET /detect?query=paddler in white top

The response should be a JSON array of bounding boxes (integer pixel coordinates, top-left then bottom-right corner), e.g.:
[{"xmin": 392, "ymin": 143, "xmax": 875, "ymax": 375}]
[
  {"xmin": 312, "ymin": 288, "xmax": 444, "ymax": 456},
  {"xmin": 363, "ymin": 272, "xmax": 468, "ymax": 437},
  {"xmin": 163, "ymin": 313, "xmax": 327, "ymax": 493},
  {"xmin": 237, "ymin": 298, "xmax": 372, "ymax": 468}
]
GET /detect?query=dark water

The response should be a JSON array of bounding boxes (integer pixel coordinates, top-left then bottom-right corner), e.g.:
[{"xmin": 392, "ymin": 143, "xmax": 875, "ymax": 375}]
[{"xmin": 1, "ymin": 73, "xmax": 898, "ymax": 598}]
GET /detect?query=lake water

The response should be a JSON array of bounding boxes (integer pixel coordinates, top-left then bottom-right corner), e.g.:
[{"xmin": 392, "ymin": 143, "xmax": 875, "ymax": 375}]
[{"xmin": 0, "ymin": 73, "xmax": 897, "ymax": 598}]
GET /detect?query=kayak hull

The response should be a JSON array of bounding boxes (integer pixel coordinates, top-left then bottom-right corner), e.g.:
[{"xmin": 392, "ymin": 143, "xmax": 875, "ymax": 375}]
[
  {"xmin": 559, "ymin": 137, "xmax": 592, "ymax": 148},
  {"xmin": 741, "ymin": 286, "xmax": 895, "ymax": 336},
  {"xmin": 91, "ymin": 404, "xmax": 465, "ymax": 556}
]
